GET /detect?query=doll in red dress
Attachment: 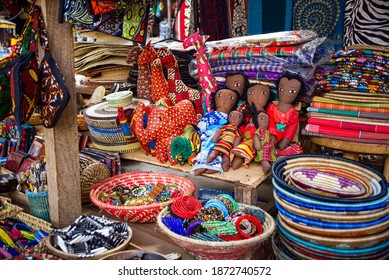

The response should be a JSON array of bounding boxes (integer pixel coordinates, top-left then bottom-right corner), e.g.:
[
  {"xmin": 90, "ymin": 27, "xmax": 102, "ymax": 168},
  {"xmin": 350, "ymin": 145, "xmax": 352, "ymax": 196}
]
[{"xmin": 267, "ymin": 71, "xmax": 307, "ymax": 156}]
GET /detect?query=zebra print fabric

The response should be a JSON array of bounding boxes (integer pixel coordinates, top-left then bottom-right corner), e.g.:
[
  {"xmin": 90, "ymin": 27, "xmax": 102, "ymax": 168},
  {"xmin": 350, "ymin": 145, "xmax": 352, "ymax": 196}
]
[{"xmin": 343, "ymin": 0, "xmax": 389, "ymax": 47}]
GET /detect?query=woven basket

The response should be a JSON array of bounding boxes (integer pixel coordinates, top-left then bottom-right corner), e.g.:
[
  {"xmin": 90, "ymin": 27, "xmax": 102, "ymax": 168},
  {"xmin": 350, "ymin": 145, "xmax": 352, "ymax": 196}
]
[
  {"xmin": 13, "ymin": 211, "xmax": 53, "ymax": 255},
  {"xmin": 89, "ymin": 172, "xmax": 197, "ymax": 223},
  {"xmin": 80, "ymin": 162, "xmax": 111, "ymax": 204},
  {"xmin": 25, "ymin": 190, "xmax": 50, "ymax": 222},
  {"xmin": 156, "ymin": 204, "xmax": 276, "ymax": 260},
  {"xmin": 45, "ymin": 223, "xmax": 132, "ymax": 260},
  {"xmin": 0, "ymin": 196, "xmax": 23, "ymax": 219}
]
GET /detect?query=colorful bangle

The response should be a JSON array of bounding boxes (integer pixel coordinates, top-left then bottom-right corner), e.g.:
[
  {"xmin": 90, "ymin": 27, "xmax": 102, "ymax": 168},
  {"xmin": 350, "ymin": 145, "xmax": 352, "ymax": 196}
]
[
  {"xmin": 234, "ymin": 215, "xmax": 263, "ymax": 239},
  {"xmin": 185, "ymin": 220, "xmax": 204, "ymax": 237},
  {"xmin": 201, "ymin": 221, "xmax": 238, "ymax": 236},
  {"xmin": 171, "ymin": 196, "xmax": 202, "ymax": 219},
  {"xmin": 244, "ymin": 208, "xmax": 266, "ymax": 224},
  {"xmin": 204, "ymin": 199, "xmax": 229, "ymax": 218},
  {"xmin": 216, "ymin": 194, "xmax": 238, "ymax": 213},
  {"xmin": 196, "ymin": 207, "xmax": 224, "ymax": 221},
  {"xmin": 162, "ymin": 216, "xmax": 186, "ymax": 236}
]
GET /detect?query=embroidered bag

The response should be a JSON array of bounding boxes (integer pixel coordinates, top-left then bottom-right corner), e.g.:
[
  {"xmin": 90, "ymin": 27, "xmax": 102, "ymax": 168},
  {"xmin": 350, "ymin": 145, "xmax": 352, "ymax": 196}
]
[
  {"xmin": 38, "ymin": 11, "xmax": 70, "ymax": 128},
  {"xmin": 9, "ymin": 5, "xmax": 41, "ymax": 124}
]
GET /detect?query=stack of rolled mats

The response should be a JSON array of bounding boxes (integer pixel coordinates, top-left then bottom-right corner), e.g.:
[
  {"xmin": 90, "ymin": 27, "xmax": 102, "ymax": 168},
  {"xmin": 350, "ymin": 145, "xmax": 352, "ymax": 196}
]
[
  {"xmin": 304, "ymin": 45, "xmax": 389, "ymax": 144},
  {"xmin": 271, "ymin": 154, "xmax": 389, "ymax": 260},
  {"xmin": 206, "ymin": 30, "xmax": 327, "ymax": 87}
]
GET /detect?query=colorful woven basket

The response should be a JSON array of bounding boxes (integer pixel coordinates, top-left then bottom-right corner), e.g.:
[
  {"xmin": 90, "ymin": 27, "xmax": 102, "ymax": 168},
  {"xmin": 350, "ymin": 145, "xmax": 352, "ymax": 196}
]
[
  {"xmin": 156, "ymin": 204, "xmax": 276, "ymax": 260},
  {"xmin": 89, "ymin": 172, "xmax": 197, "ymax": 223}
]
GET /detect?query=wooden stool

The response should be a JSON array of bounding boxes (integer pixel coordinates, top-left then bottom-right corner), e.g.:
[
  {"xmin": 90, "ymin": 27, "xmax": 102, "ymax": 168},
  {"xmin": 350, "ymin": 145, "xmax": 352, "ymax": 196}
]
[{"xmin": 310, "ymin": 136, "xmax": 389, "ymax": 181}]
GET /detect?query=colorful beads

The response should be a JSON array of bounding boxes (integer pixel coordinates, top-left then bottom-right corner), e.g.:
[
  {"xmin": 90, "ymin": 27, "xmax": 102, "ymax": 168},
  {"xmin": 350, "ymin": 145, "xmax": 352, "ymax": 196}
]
[{"xmin": 97, "ymin": 182, "xmax": 181, "ymax": 206}]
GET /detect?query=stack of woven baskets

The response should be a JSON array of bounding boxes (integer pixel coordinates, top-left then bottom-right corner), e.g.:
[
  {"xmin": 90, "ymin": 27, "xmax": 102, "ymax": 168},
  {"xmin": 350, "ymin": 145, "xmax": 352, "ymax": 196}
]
[
  {"xmin": 83, "ymin": 91, "xmax": 147, "ymax": 153},
  {"xmin": 271, "ymin": 154, "xmax": 389, "ymax": 260}
]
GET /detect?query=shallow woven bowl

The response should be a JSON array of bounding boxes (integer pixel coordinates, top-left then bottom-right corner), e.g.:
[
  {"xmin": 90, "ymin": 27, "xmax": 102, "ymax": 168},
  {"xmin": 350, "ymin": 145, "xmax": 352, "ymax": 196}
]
[
  {"xmin": 90, "ymin": 172, "xmax": 197, "ymax": 223},
  {"xmin": 156, "ymin": 204, "xmax": 276, "ymax": 260},
  {"xmin": 45, "ymin": 224, "xmax": 132, "ymax": 260},
  {"xmin": 272, "ymin": 154, "xmax": 388, "ymax": 204}
]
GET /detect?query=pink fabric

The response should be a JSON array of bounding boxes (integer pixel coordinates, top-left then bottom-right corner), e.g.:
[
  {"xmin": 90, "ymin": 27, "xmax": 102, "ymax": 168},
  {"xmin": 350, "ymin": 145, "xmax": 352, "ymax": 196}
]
[
  {"xmin": 308, "ymin": 118, "xmax": 389, "ymax": 134},
  {"xmin": 305, "ymin": 124, "xmax": 389, "ymax": 140}
]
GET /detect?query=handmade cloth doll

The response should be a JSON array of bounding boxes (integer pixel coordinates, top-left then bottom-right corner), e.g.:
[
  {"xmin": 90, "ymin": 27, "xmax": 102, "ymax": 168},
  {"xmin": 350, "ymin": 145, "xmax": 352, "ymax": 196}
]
[
  {"xmin": 267, "ymin": 71, "xmax": 306, "ymax": 156},
  {"xmin": 253, "ymin": 111, "xmax": 276, "ymax": 175},
  {"xmin": 231, "ymin": 83, "xmax": 273, "ymax": 170},
  {"xmin": 191, "ymin": 87, "xmax": 240, "ymax": 176},
  {"xmin": 224, "ymin": 72, "xmax": 250, "ymax": 107},
  {"xmin": 207, "ymin": 110, "xmax": 243, "ymax": 172}
]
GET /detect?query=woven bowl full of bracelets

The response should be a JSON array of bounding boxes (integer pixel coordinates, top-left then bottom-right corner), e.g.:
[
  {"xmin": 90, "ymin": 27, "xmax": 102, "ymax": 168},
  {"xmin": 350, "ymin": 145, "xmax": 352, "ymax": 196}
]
[
  {"xmin": 90, "ymin": 172, "xmax": 197, "ymax": 223},
  {"xmin": 156, "ymin": 195, "xmax": 276, "ymax": 260}
]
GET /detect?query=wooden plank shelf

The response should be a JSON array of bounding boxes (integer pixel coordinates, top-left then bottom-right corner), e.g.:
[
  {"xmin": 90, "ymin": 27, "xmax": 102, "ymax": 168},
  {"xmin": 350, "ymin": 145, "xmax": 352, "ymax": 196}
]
[{"xmin": 120, "ymin": 149, "xmax": 270, "ymax": 205}]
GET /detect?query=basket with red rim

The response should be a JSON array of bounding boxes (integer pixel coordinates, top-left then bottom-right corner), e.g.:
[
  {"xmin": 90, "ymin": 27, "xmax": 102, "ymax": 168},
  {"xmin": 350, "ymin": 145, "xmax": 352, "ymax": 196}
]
[{"xmin": 89, "ymin": 172, "xmax": 197, "ymax": 223}]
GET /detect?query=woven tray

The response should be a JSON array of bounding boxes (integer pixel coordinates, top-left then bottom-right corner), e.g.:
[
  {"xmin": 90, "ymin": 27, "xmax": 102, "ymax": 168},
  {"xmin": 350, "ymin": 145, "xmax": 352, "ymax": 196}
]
[
  {"xmin": 90, "ymin": 172, "xmax": 197, "ymax": 223},
  {"xmin": 0, "ymin": 196, "xmax": 23, "ymax": 219},
  {"xmin": 157, "ymin": 204, "xmax": 276, "ymax": 260}
]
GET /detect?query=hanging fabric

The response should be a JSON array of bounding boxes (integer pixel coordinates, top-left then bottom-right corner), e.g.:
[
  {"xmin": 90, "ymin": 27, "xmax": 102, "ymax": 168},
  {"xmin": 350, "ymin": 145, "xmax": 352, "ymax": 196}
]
[
  {"xmin": 122, "ymin": 0, "xmax": 151, "ymax": 44},
  {"xmin": 91, "ymin": 9, "xmax": 124, "ymax": 37},
  {"xmin": 198, "ymin": 0, "xmax": 231, "ymax": 41},
  {"xmin": 292, "ymin": 0, "xmax": 346, "ymax": 50},
  {"xmin": 343, "ymin": 0, "xmax": 389, "ymax": 48},
  {"xmin": 232, "ymin": 0, "xmax": 247, "ymax": 37},
  {"xmin": 89, "ymin": 0, "xmax": 116, "ymax": 15},
  {"xmin": 62, "ymin": 0, "xmax": 94, "ymax": 28}
]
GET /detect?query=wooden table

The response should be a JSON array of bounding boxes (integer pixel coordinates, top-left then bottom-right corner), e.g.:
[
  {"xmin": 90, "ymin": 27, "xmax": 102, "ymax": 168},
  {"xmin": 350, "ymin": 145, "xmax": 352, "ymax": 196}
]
[
  {"xmin": 120, "ymin": 149, "xmax": 270, "ymax": 205},
  {"xmin": 310, "ymin": 136, "xmax": 389, "ymax": 181}
]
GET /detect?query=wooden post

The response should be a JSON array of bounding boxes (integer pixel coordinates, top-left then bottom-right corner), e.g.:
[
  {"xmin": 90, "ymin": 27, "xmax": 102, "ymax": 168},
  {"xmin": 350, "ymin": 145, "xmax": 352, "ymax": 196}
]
[{"xmin": 38, "ymin": 0, "xmax": 81, "ymax": 228}]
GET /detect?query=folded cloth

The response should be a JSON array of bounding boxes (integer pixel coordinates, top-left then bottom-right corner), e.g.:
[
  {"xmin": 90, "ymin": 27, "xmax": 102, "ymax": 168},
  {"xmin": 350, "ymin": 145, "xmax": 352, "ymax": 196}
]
[
  {"xmin": 307, "ymin": 117, "xmax": 389, "ymax": 134},
  {"xmin": 304, "ymin": 124, "xmax": 389, "ymax": 140}
]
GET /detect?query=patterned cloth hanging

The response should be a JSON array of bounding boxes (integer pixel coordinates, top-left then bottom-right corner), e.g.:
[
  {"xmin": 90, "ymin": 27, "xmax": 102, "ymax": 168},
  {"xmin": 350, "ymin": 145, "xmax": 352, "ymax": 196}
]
[
  {"xmin": 122, "ymin": 1, "xmax": 151, "ymax": 44},
  {"xmin": 292, "ymin": 0, "xmax": 346, "ymax": 50},
  {"xmin": 343, "ymin": 0, "xmax": 389, "ymax": 48}
]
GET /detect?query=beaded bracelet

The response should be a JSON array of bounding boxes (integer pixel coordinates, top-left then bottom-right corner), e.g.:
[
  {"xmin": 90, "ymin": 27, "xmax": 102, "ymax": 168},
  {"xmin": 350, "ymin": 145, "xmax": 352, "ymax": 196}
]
[
  {"xmin": 234, "ymin": 215, "xmax": 263, "ymax": 239},
  {"xmin": 201, "ymin": 221, "xmax": 238, "ymax": 236},
  {"xmin": 195, "ymin": 207, "xmax": 224, "ymax": 221},
  {"xmin": 171, "ymin": 196, "xmax": 202, "ymax": 219},
  {"xmin": 204, "ymin": 199, "xmax": 229, "ymax": 218},
  {"xmin": 244, "ymin": 208, "xmax": 266, "ymax": 224},
  {"xmin": 185, "ymin": 220, "xmax": 204, "ymax": 237},
  {"xmin": 162, "ymin": 216, "xmax": 186, "ymax": 236},
  {"xmin": 216, "ymin": 194, "xmax": 239, "ymax": 213}
]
